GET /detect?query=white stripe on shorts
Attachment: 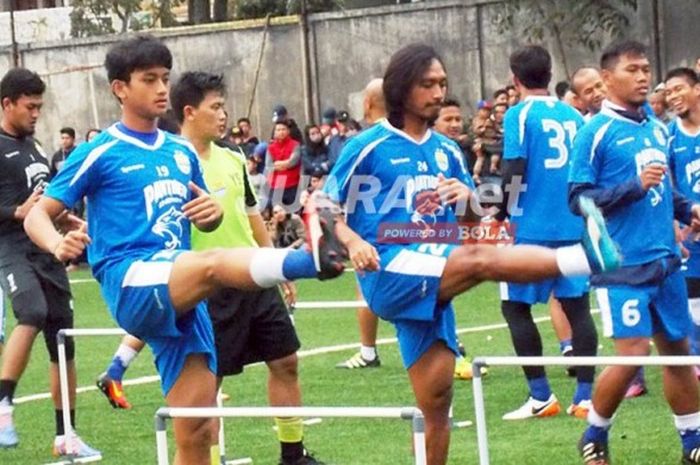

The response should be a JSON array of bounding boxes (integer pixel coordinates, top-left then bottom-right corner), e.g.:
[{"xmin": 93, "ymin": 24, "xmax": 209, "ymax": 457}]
[
  {"xmin": 595, "ymin": 288, "xmax": 613, "ymax": 338},
  {"xmin": 121, "ymin": 261, "xmax": 173, "ymax": 288},
  {"xmin": 385, "ymin": 249, "xmax": 446, "ymax": 277}
]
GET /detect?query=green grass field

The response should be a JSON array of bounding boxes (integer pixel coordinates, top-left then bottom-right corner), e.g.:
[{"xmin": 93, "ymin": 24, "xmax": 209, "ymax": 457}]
[{"xmin": 0, "ymin": 268, "xmax": 687, "ymax": 464}]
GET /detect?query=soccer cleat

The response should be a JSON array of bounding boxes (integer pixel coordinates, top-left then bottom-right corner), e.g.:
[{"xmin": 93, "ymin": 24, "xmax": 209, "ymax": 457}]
[
  {"xmin": 578, "ymin": 196, "xmax": 621, "ymax": 274},
  {"xmin": 279, "ymin": 449, "xmax": 326, "ymax": 465},
  {"xmin": 457, "ymin": 340, "xmax": 467, "ymax": 357},
  {"xmin": 684, "ymin": 446, "xmax": 700, "ymax": 464},
  {"xmin": 578, "ymin": 435, "xmax": 610, "ymax": 465},
  {"xmin": 563, "ymin": 346, "xmax": 577, "ymax": 377},
  {"xmin": 335, "ymin": 352, "xmax": 381, "ymax": 369},
  {"xmin": 304, "ymin": 191, "xmax": 347, "ymax": 281},
  {"xmin": 0, "ymin": 407, "xmax": 18, "ymax": 448},
  {"xmin": 624, "ymin": 381, "xmax": 648, "ymax": 399},
  {"xmin": 53, "ymin": 433, "xmax": 102, "ymax": 459},
  {"xmin": 454, "ymin": 357, "xmax": 474, "ymax": 380},
  {"xmin": 502, "ymin": 394, "xmax": 561, "ymax": 421},
  {"xmin": 567, "ymin": 399, "xmax": 592, "ymax": 420},
  {"xmin": 96, "ymin": 372, "xmax": 132, "ymax": 409}
]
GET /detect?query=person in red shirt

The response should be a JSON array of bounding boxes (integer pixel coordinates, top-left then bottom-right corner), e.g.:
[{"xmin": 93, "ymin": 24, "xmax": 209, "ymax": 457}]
[{"xmin": 265, "ymin": 120, "xmax": 302, "ymax": 212}]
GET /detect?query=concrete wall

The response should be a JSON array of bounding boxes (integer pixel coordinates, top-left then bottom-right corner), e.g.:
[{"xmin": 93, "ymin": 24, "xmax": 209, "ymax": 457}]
[
  {"xmin": 0, "ymin": 7, "xmax": 71, "ymax": 46},
  {"xmin": 0, "ymin": 0, "xmax": 698, "ymax": 151}
]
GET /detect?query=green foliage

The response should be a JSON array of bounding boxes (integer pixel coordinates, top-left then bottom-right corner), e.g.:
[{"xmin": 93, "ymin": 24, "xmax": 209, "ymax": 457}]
[
  {"xmin": 235, "ymin": 0, "xmax": 342, "ymax": 20},
  {"xmin": 70, "ymin": 0, "xmax": 181, "ymax": 38},
  {"xmin": 492, "ymin": 0, "xmax": 638, "ymax": 52}
]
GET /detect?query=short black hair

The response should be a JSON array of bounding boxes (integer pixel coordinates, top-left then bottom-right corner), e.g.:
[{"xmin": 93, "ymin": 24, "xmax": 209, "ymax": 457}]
[
  {"xmin": 441, "ymin": 98, "xmax": 460, "ymax": 108},
  {"xmin": 60, "ymin": 127, "xmax": 76, "ymax": 138},
  {"xmin": 383, "ymin": 43, "xmax": 446, "ymax": 129},
  {"xmin": 665, "ymin": 67, "xmax": 699, "ymax": 87},
  {"xmin": 170, "ymin": 71, "xmax": 226, "ymax": 123},
  {"xmin": 237, "ymin": 117, "xmax": 251, "ymax": 126},
  {"xmin": 0, "ymin": 68, "xmax": 45, "ymax": 106},
  {"xmin": 105, "ymin": 35, "xmax": 172, "ymax": 83},
  {"xmin": 555, "ymin": 80, "xmax": 570, "ymax": 99},
  {"xmin": 600, "ymin": 40, "xmax": 647, "ymax": 70},
  {"xmin": 505, "ymin": 84, "xmax": 516, "ymax": 92},
  {"xmin": 85, "ymin": 128, "xmax": 101, "ymax": 140},
  {"xmin": 509, "ymin": 46, "xmax": 552, "ymax": 90},
  {"xmin": 493, "ymin": 88, "xmax": 508, "ymax": 100}
]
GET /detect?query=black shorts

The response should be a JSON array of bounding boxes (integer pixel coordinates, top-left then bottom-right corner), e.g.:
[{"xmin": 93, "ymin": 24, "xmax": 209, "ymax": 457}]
[
  {"xmin": 0, "ymin": 252, "xmax": 72, "ymax": 330},
  {"xmin": 208, "ymin": 286, "xmax": 300, "ymax": 377},
  {"xmin": 687, "ymin": 277, "xmax": 700, "ymax": 299}
]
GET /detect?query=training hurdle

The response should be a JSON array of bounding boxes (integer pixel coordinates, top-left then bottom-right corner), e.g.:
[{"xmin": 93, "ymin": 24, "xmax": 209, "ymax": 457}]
[
  {"xmin": 54, "ymin": 328, "xmax": 128, "ymax": 464},
  {"xmin": 155, "ymin": 406, "xmax": 426, "ymax": 465},
  {"xmin": 470, "ymin": 355, "xmax": 700, "ymax": 465}
]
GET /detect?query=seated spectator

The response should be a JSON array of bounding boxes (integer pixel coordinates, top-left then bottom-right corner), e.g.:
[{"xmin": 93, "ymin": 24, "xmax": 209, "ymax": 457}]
[
  {"xmin": 649, "ymin": 83, "xmax": 671, "ymax": 123},
  {"xmin": 506, "ymin": 84, "xmax": 520, "ymax": 106},
  {"xmin": 299, "ymin": 168, "xmax": 326, "ymax": 213},
  {"xmin": 493, "ymin": 88, "xmax": 509, "ymax": 106},
  {"xmin": 555, "ymin": 80, "xmax": 570, "ymax": 100},
  {"xmin": 471, "ymin": 100, "xmax": 497, "ymax": 184},
  {"xmin": 301, "ymin": 124, "xmax": 330, "ymax": 175},
  {"xmin": 251, "ymin": 141, "xmax": 268, "ymax": 174},
  {"xmin": 265, "ymin": 121, "xmax": 302, "ymax": 210},
  {"xmin": 270, "ymin": 204, "xmax": 306, "ymax": 249},
  {"xmin": 272, "ymin": 104, "xmax": 304, "ymax": 143},
  {"xmin": 237, "ymin": 117, "xmax": 259, "ymax": 145},
  {"xmin": 320, "ymin": 107, "xmax": 338, "ymax": 144}
]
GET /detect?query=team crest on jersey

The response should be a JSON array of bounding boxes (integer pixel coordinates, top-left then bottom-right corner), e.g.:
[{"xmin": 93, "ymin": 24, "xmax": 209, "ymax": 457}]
[
  {"xmin": 434, "ymin": 148, "xmax": 449, "ymax": 171},
  {"xmin": 174, "ymin": 150, "xmax": 191, "ymax": 175},
  {"xmin": 653, "ymin": 126, "xmax": 666, "ymax": 146},
  {"xmin": 152, "ymin": 206, "xmax": 186, "ymax": 249}
]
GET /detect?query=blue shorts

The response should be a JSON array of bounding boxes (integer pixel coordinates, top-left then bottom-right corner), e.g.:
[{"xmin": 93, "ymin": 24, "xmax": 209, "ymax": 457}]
[
  {"xmin": 359, "ymin": 243, "xmax": 459, "ymax": 368},
  {"xmin": 100, "ymin": 250, "xmax": 216, "ymax": 395},
  {"xmin": 594, "ymin": 269, "xmax": 689, "ymax": 340},
  {"xmin": 501, "ymin": 239, "xmax": 589, "ymax": 304}
]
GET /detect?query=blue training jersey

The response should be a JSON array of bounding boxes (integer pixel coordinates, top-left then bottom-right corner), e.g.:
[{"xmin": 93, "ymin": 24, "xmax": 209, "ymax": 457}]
[
  {"xmin": 323, "ymin": 119, "xmax": 474, "ymax": 250},
  {"xmin": 503, "ymin": 96, "xmax": 585, "ymax": 241},
  {"xmin": 46, "ymin": 123, "xmax": 206, "ymax": 281},
  {"xmin": 569, "ymin": 100, "xmax": 676, "ymax": 266},
  {"xmin": 668, "ymin": 117, "xmax": 700, "ymax": 274}
]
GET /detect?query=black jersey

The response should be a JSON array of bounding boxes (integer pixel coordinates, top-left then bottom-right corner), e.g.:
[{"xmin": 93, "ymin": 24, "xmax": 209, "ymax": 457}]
[{"xmin": 0, "ymin": 129, "xmax": 52, "ymax": 258}]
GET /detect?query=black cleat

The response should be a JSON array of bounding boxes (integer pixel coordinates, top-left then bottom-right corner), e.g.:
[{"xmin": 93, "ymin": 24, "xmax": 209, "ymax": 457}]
[
  {"xmin": 279, "ymin": 450, "xmax": 326, "ymax": 465},
  {"xmin": 578, "ymin": 434, "xmax": 610, "ymax": 465},
  {"xmin": 684, "ymin": 447, "xmax": 700, "ymax": 464},
  {"xmin": 305, "ymin": 191, "xmax": 347, "ymax": 280}
]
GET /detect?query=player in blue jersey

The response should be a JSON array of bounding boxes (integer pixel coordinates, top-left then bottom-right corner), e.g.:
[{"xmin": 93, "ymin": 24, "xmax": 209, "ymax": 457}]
[
  {"xmin": 324, "ymin": 43, "xmax": 620, "ymax": 465},
  {"xmin": 497, "ymin": 45, "xmax": 598, "ymax": 421},
  {"xmin": 22, "ymin": 35, "xmax": 345, "ymax": 465},
  {"xmin": 569, "ymin": 41, "xmax": 700, "ymax": 465},
  {"xmin": 666, "ymin": 67, "xmax": 700, "ymax": 375}
]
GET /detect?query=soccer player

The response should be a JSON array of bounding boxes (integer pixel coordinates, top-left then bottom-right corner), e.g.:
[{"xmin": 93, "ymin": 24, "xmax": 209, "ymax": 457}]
[
  {"xmin": 569, "ymin": 41, "xmax": 700, "ymax": 465},
  {"xmin": 325, "ymin": 43, "xmax": 619, "ymax": 465},
  {"xmin": 0, "ymin": 68, "xmax": 100, "ymax": 458},
  {"xmin": 570, "ymin": 67, "xmax": 607, "ymax": 120},
  {"xmin": 666, "ymin": 67, "xmax": 700, "ymax": 374},
  {"xmin": 335, "ymin": 78, "xmax": 385, "ymax": 370},
  {"xmin": 497, "ymin": 45, "xmax": 598, "ymax": 421},
  {"xmin": 23, "ymin": 35, "xmax": 345, "ymax": 465}
]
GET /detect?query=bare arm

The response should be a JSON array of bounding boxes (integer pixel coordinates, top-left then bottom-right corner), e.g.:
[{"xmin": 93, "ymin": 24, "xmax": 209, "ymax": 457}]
[
  {"xmin": 25, "ymin": 196, "xmax": 90, "ymax": 260},
  {"xmin": 335, "ymin": 218, "xmax": 380, "ymax": 271},
  {"xmin": 248, "ymin": 211, "xmax": 274, "ymax": 248}
]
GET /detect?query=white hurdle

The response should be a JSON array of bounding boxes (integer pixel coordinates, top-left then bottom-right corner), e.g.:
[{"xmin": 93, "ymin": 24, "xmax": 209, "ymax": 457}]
[
  {"xmin": 55, "ymin": 328, "xmax": 127, "ymax": 464},
  {"xmin": 154, "ymin": 406, "xmax": 426, "ymax": 465},
  {"xmin": 470, "ymin": 355, "xmax": 700, "ymax": 465}
]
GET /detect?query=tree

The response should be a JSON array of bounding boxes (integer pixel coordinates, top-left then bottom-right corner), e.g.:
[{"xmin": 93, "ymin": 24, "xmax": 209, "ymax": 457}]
[
  {"xmin": 235, "ymin": 0, "xmax": 341, "ymax": 20},
  {"xmin": 70, "ymin": 0, "xmax": 181, "ymax": 37},
  {"xmin": 492, "ymin": 0, "xmax": 638, "ymax": 77}
]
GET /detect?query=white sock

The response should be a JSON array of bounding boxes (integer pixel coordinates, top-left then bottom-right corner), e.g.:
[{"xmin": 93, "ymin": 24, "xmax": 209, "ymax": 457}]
[
  {"xmin": 556, "ymin": 244, "xmax": 592, "ymax": 276},
  {"xmin": 249, "ymin": 248, "xmax": 290, "ymax": 287},
  {"xmin": 675, "ymin": 412, "xmax": 700, "ymax": 431},
  {"xmin": 587, "ymin": 406, "xmax": 612, "ymax": 428},
  {"xmin": 360, "ymin": 345, "xmax": 377, "ymax": 361},
  {"xmin": 115, "ymin": 344, "xmax": 139, "ymax": 368}
]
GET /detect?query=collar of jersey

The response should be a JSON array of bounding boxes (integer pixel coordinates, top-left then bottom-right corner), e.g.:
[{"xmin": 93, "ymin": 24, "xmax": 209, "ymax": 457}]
[
  {"xmin": 380, "ymin": 119, "xmax": 432, "ymax": 145},
  {"xmin": 675, "ymin": 117, "xmax": 700, "ymax": 138},
  {"xmin": 523, "ymin": 95, "xmax": 557, "ymax": 103},
  {"xmin": 600, "ymin": 99, "xmax": 647, "ymax": 125},
  {"xmin": 108, "ymin": 123, "xmax": 165, "ymax": 151}
]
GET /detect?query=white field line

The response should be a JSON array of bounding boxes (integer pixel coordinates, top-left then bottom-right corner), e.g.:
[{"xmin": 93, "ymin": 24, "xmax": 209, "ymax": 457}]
[{"xmin": 14, "ymin": 309, "xmax": 600, "ymax": 405}]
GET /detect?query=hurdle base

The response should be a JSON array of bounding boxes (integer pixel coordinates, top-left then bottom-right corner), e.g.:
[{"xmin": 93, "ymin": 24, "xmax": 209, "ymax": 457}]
[{"xmin": 44, "ymin": 453, "xmax": 103, "ymax": 465}]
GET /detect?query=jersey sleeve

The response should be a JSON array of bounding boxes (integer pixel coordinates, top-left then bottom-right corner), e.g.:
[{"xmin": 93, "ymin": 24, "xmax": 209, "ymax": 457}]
[
  {"xmin": 45, "ymin": 142, "xmax": 103, "ymax": 209},
  {"xmin": 323, "ymin": 137, "xmax": 365, "ymax": 204},
  {"xmin": 568, "ymin": 123, "xmax": 601, "ymax": 185},
  {"xmin": 443, "ymin": 139, "xmax": 475, "ymax": 189},
  {"xmin": 189, "ymin": 149, "xmax": 208, "ymax": 198},
  {"xmin": 503, "ymin": 106, "xmax": 525, "ymax": 160}
]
